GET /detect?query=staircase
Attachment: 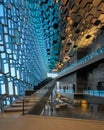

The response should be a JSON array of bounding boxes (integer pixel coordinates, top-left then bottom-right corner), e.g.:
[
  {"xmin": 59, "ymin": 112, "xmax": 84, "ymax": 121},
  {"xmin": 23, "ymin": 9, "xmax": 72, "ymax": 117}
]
[{"xmin": 3, "ymin": 96, "xmax": 40, "ymax": 114}]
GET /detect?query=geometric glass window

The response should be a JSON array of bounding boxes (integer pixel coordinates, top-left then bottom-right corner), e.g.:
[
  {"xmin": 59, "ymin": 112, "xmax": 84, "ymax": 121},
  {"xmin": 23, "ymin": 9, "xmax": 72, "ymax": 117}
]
[
  {"xmin": 4, "ymin": 63, "xmax": 9, "ymax": 73},
  {"xmin": 11, "ymin": 67, "xmax": 15, "ymax": 77},
  {"xmin": 8, "ymin": 82, "xmax": 13, "ymax": 95},
  {"xmin": 15, "ymin": 86, "xmax": 18, "ymax": 95},
  {"xmin": 1, "ymin": 84, "xmax": 6, "ymax": 94}
]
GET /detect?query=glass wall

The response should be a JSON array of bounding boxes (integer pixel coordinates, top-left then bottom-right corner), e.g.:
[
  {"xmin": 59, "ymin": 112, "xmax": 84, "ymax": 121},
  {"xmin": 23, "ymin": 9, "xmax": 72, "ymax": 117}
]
[{"xmin": 0, "ymin": 0, "xmax": 52, "ymax": 99}]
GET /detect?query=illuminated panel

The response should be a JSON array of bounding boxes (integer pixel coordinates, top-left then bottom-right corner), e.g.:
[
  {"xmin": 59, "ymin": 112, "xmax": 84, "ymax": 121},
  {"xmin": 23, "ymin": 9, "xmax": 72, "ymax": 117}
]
[
  {"xmin": 15, "ymin": 86, "xmax": 18, "ymax": 95},
  {"xmin": 8, "ymin": 81, "xmax": 13, "ymax": 95},
  {"xmin": 0, "ymin": 74, "xmax": 6, "ymax": 94},
  {"xmin": 0, "ymin": 0, "xmax": 61, "ymax": 98}
]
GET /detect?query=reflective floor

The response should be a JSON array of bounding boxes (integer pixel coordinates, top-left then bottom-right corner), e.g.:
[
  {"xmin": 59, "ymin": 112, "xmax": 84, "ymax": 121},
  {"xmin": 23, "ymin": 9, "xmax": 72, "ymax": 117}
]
[{"xmin": 42, "ymin": 98, "xmax": 104, "ymax": 120}]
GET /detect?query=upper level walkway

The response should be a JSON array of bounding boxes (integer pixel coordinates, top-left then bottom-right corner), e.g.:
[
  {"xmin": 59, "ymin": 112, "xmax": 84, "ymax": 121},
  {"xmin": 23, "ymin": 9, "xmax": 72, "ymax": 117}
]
[{"xmin": 58, "ymin": 46, "xmax": 104, "ymax": 78}]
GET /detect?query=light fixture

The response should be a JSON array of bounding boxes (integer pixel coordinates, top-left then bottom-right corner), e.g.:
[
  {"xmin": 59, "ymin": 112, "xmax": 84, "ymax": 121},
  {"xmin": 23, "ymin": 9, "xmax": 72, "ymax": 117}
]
[
  {"xmin": 56, "ymin": 0, "xmax": 59, "ymax": 3},
  {"xmin": 63, "ymin": 56, "xmax": 71, "ymax": 62},
  {"xmin": 52, "ymin": 68, "xmax": 58, "ymax": 72}
]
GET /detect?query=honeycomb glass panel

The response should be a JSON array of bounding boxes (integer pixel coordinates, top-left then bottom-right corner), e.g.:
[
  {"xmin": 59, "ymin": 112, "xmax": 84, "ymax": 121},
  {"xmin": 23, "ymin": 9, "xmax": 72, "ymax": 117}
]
[
  {"xmin": 8, "ymin": 81, "xmax": 13, "ymax": 95},
  {"xmin": 0, "ymin": 0, "xmax": 61, "ymax": 97},
  {"xmin": 11, "ymin": 67, "xmax": 15, "ymax": 77},
  {"xmin": 4, "ymin": 63, "xmax": 9, "ymax": 73},
  {"xmin": 15, "ymin": 86, "xmax": 18, "ymax": 95},
  {"xmin": 1, "ymin": 84, "xmax": 5, "ymax": 94},
  {"xmin": 0, "ymin": 74, "xmax": 6, "ymax": 94}
]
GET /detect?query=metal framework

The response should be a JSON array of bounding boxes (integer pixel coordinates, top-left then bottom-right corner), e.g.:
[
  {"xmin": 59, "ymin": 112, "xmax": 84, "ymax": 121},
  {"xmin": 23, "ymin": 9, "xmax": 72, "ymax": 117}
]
[{"xmin": 0, "ymin": 0, "xmax": 61, "ymax": 105}]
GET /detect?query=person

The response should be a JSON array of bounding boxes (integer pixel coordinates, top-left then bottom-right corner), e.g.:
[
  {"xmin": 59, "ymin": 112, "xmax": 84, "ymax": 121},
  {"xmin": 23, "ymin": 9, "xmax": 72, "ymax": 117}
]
[
  {"xmin": 63, "ymin": 86, "xmax": 66, "ymax": 92},
  {"xmin": 73, "ymin": 84, "xmax": 75, "ymax": 93}
]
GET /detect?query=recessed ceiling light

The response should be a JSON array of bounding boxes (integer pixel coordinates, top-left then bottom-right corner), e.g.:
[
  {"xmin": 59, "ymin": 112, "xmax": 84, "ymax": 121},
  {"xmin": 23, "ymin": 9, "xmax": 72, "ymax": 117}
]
[{"xmin": 56, "ymin": 0, "xmax": 59, "ymax": 3}]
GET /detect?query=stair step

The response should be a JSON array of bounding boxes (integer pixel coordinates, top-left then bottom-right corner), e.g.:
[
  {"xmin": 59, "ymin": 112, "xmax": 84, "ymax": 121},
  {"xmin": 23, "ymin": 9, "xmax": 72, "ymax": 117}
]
[
  {"xmin": 15, "ymin": 99, "xmax": 39, "ymax": 104},
  {"xmin": 11, "ymin": 103, "xmax": 35, "ymax": 107},
  {"xmin": 3, "ymin": 96, "xmax": 40, "ymax": 113},
  {"xmin": 4, "ymin": 106, "xmax": 31, "ymax": 112}
]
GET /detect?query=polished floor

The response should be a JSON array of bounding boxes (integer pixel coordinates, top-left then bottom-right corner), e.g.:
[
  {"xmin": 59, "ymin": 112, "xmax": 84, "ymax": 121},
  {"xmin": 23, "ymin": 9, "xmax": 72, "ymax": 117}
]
[
  {"xmin": 0, "ymin": 93, "xmax": 104, "ymax": 130},
  {"xmin": 41, "ymin": 92, "xmax": 104, "ymax": 120},
  {"xmin": 42, "ymin": 102, "xmax": 104, "ymax": 120},
  {"xmin": 0, "ymin": 113, "xmax": 104, "ymax": 130}
]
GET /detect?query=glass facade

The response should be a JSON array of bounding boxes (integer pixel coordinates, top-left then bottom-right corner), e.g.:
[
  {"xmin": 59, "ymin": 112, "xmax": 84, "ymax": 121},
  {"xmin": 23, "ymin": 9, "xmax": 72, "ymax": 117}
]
[{"xmin": 0, "ymin": 0, "xmax": 61, "ymax": 98}]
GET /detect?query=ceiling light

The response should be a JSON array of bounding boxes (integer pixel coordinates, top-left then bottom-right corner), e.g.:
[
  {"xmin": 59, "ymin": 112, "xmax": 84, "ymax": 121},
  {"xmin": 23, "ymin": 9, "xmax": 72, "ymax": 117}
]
[
  {"xmin": 52, "ymin": 68, "xmax": 58, "ymax": 72},
  {"xmin": 56, "ymin": 0, "xmax": 59, "ymax": 3},
  {"xmin": 62, "ymin": 40, "xmax": 64, "ymax": 43}
]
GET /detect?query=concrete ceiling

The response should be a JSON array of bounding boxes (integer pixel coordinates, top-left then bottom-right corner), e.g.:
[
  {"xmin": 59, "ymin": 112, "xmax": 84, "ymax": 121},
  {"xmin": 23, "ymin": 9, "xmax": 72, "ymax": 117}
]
[{"xmin": 53, "ymin": 0, "xmax": 104, "ymax": 71}]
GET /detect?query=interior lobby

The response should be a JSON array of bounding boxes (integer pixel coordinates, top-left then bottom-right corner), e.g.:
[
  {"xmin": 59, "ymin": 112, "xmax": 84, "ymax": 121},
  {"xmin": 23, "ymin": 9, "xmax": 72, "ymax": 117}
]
[{"xmin": 0, "ymin": 0, "xmax": 104, "ymax": 129}]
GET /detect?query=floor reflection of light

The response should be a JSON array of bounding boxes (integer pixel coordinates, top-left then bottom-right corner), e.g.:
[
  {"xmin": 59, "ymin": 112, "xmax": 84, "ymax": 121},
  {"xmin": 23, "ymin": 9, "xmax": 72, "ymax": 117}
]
[{"xmin": 81, "ymin": 100, "xmax": 87, "ymax": 111}]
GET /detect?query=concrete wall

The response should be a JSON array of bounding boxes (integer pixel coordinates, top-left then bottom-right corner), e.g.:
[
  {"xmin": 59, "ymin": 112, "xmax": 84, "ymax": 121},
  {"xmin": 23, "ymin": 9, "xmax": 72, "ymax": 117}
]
[
  {"xmin": 59, "ymin": 31, "xmax": 104, "ymax": 92},
  {"xmin": 58, "ymin": 73, "xmax": 77, "ymax": 91},
  {"xmin": 88, "ymin": 31, "xmax": 104, "ymax": 53},
  {"xmin": 77, "ymin": 70, "xmax": 88, "ymax": 92},
  {"xmin": 87, "ymin": 63, "xmax": 104, "ymax": 90},
  {"xmin": 87, "ymin": 31, "xmax": 104, "ymax": 90}
]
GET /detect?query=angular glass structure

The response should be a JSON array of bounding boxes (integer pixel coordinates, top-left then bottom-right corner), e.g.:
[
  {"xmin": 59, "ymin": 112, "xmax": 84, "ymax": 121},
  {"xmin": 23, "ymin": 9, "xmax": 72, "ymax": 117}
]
[{"xmin": 0, "ymin": 0, "xmax": 61, "ymax": 97}]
